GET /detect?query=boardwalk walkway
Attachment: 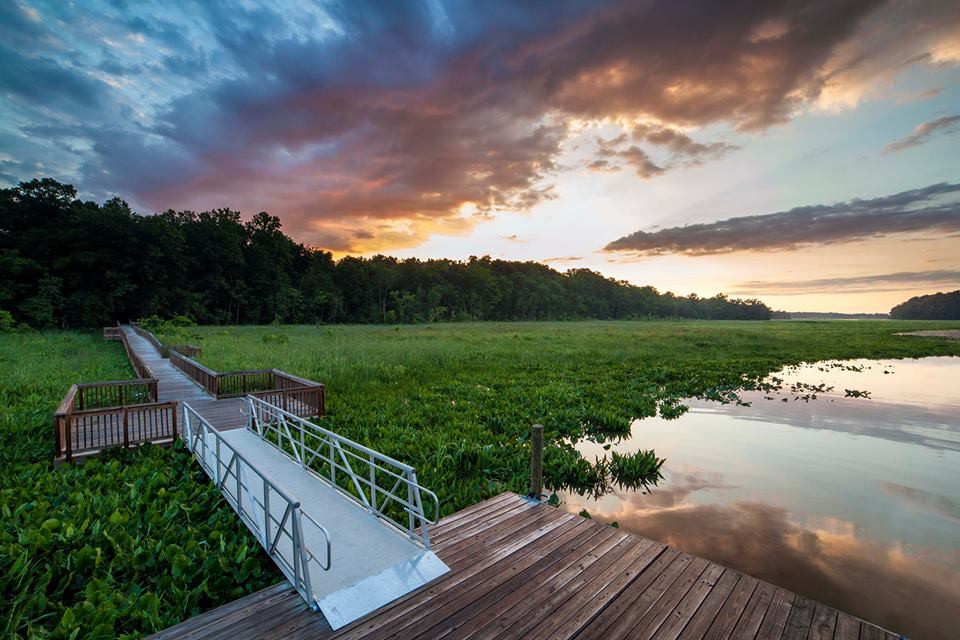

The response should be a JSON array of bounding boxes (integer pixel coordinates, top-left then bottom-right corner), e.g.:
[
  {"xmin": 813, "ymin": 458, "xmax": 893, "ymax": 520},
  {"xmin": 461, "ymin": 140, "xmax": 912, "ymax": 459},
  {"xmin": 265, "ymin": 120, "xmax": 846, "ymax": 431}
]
[
  {"xmin": 149, "ymin": 493, "xmax": 899, "ymax": 640},
  {"xmin": 118, "ymin": 325, "xmax": 248, "ymax": 430}
]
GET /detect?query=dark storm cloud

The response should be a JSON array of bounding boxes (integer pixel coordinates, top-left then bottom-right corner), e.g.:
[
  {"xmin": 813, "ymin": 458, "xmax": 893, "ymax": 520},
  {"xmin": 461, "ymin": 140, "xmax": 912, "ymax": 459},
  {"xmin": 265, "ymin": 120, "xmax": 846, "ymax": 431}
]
[
  {"xmin": 731, "ymin": 270, "xmax": 960, "ymax": 295},
  {"xmin": 2, "ymin": 0, "xmax": 958, "ymax": 249},
  {"xmin": 605, "ymin": 183, "xmax": 960, "ymax": 255},
  {"xmin": 883, "ymin": 115, "xmax": 960, "ymax": 153}
]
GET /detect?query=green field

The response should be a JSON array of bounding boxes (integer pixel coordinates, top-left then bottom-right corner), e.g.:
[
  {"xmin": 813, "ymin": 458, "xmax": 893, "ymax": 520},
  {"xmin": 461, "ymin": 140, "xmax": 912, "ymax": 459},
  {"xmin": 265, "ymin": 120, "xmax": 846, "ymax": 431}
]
[{"xmin": 3, "ymin": 320, "xmax": 959, "ymax": 638}]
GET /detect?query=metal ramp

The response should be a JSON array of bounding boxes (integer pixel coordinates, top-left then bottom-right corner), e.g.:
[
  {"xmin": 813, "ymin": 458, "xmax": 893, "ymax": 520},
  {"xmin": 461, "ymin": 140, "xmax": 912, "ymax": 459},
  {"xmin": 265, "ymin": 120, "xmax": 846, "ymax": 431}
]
[{"xmin": 181, "ymin": 397, "xmax": 449, "ymax": 630}]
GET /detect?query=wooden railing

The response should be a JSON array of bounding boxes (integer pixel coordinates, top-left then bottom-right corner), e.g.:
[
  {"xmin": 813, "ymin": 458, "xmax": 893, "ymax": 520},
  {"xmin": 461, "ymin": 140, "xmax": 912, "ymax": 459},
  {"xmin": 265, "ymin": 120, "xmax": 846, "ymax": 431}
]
[
  {"xmin": 118, "ymin": 324, "xmax": 155, "ymax": 379},
  {"xmin": 169, "ymin": 351, "xmax": 324, "ymax": 418},
  {"xmin": 55, "ymin": 399, "xmax": 178, "ymax": 462},
  {"xmin": 103, "ymin": 326, "xmax": 121, "ymax": 341},
  {"xmin": 169, "ymin": 350, "xmax": 219, "ymax": 394},
  {"xmin": 130, "ymin": 322, "xmax": 202, "ymax": 358},
  {"xmin": 67, "ymin": 379, "xmax": 158, "ymax": 410}
]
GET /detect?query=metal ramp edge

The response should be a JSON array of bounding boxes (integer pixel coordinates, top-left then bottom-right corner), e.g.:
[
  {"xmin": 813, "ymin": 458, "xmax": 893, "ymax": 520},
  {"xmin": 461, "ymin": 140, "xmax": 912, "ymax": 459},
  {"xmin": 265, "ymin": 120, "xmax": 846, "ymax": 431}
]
[{"xmin": 181, "ymin": 398, "xmax": 449, "ymax": 630}]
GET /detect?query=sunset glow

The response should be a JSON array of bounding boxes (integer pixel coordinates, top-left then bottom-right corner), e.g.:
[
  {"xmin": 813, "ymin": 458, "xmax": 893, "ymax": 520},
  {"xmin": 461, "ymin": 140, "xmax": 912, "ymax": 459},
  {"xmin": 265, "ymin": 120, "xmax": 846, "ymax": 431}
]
[{"xmin": 2, "ymin": 0, "xmax": 958, "ymax": 312}]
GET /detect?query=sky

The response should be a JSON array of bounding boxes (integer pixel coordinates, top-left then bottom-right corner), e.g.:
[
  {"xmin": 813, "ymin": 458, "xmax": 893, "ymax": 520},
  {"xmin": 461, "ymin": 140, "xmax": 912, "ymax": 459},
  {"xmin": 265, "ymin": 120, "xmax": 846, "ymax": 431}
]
[{"xmin": 1, "ymin": 0, "xmax": 959, "ymax": 313}]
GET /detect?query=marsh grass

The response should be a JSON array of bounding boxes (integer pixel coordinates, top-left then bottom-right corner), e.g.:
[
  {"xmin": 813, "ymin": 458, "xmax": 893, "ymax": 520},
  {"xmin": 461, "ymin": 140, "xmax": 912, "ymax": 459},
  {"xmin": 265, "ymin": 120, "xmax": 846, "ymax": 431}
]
[{"xmin": 156, "ymin": 319, "xmax": 960, "ymax": 511}]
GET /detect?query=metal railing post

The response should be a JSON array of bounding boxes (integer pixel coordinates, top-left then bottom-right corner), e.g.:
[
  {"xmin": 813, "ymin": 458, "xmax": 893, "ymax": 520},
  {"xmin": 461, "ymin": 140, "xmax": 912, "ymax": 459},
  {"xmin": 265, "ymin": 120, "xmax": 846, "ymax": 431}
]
[
  {"xmin": 263, "ymin": 482, "xmax": 271, "ymax": 548},
  {"xmin": 370, "ymin": 453, "xmax": 377, "ymax": 513}
]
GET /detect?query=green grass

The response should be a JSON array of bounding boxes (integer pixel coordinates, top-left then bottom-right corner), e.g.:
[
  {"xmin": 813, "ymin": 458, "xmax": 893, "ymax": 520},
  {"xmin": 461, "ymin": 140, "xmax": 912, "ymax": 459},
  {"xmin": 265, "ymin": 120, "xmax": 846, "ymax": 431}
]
[
  {"xmin": 0, "ymin": 332, "xmax": 279, "ymax": 640},
  {"xmin": 4, "ymin": 319, "xmax": 959, "ymax": 639},
  {"xmin": 158, "ymin": 319, "xmax": 960, "ymax": 510}
]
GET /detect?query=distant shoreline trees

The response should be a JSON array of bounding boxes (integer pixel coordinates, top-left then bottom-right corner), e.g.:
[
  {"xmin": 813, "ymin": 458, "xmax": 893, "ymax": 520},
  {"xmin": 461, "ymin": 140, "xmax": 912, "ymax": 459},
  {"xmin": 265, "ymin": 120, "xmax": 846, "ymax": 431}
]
[
  {"xmin": 1, "ymin": 178, "xmax": 772, "ymax": 328},
  {"xmin": 890, "ymin": 290, "xmax": 960, "ymax": 320}
]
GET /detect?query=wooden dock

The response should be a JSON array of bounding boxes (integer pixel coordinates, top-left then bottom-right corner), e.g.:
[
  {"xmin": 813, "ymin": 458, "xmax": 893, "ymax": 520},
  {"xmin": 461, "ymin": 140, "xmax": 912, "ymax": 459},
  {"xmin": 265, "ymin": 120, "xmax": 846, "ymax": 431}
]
[{"xmin": 148, "ymin": 493, "xmax": 899, "ymax": 640}]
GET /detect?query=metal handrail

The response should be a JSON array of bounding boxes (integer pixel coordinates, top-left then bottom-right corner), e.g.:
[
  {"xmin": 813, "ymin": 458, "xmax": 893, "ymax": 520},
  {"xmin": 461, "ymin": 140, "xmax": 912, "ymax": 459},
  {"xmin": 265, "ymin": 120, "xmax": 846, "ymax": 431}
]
[
  {"xmin": 181, "ymin": 403, "xmax": 330, "ymax": 610},
  {"xmin": 244, "ymin": 395, "xmax": 440, "ymax": 548}
]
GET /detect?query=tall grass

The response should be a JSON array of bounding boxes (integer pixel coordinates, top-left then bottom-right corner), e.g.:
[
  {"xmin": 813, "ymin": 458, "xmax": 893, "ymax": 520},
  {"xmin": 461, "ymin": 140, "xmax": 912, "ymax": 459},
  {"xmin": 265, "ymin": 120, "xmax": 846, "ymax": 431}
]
[{"xmin": 158, "ymin": 319, "xmax": 960, "ymax": 511}]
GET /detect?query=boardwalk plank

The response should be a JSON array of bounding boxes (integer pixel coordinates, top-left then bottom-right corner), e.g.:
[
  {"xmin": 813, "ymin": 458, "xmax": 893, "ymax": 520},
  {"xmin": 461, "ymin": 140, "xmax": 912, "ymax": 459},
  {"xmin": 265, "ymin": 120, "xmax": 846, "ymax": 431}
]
[
  {"xmin": 521, "ymin": 539, "xmax": 667, "ymax": 640},
  {"xmin": 806, "ymin": 603, "xmax": 838, "ymax": 640},
  {"xmin": 607, "ymin": 556, "xmax": 711, "ymax": 640},
  {"xmin": 425, "ymin": 522, "xmax": 616, "ymax": 640},
  {"xmin": 654, "ymin": 562, "xmax": 727, "ymax": 640},
  {"xmin": 755, "ymin": 588, "xmax": 796, "ymax": 640},
  {"xmin": 575, "ymin": 549, "xmax": 689, "ymax": 638},
  {"xmin": 781, "ymin": 595, "xmax": 817, "ymax": 640},
  {"xmin": 833, "ymin": 612, "xmax": 861, "ymax": 640},
  {"xmin": 676, "ymin": 569, "xmax": 740, "ymax": 640},
  {"xmin": 481, "ymin": 532, "xmax": 643, "ymax": 640},
  {"xmin": 415, "ymin": 525, "xmax": 623, "ymax": 640},
  {"xmin": 727, "ymin": 581, "xmax": 776, "ymax": 640}
]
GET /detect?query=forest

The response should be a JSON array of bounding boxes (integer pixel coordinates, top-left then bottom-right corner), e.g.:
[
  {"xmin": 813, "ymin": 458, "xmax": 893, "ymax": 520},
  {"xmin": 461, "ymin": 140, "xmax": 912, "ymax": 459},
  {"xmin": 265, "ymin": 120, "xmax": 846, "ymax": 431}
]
[
  {"xmin": 890, "ymin": 290, "xmax": 960, "ymax": 320},
  {"xmin": 0, "ymin": 178, "xmax": 771, "ymax": 328}
]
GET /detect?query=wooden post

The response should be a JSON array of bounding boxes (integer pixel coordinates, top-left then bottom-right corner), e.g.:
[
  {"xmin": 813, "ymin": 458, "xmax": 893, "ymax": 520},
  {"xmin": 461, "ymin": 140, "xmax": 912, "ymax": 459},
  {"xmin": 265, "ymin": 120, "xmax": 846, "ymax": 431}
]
[
  {"xmin": 171, "ymin": 402, "xmax": 178, "ymax": 440},
  {"xmin": 123, "ymin": 407, "xmax": 130, "ymax": 448},
  {"xmin": 65, "ymin": 416, "xmax": 72, "ymax": 463},
  {"xmin": 529, "ymin": 424, "xmax": 543, "ymax": 500}
]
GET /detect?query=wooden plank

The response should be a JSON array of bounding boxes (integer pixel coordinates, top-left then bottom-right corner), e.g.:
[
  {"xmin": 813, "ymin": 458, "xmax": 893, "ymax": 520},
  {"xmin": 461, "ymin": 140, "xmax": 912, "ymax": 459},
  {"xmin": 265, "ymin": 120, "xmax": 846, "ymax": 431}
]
[
  {"xmin": 781, "ymin": 595, "xmax": 817, "ymax": 640},
  {"xmin": 434, "ymin": 500, "xmax": 537, "ymax": 551},
  {"xmin": 833, "ymin": 612, "xmax": 861, "ymax": 640},
  {"xmin": 518, "ymin": 537, "xmax": 666, "ymax": 640},
  {"xmin": 806, "ymin": 603, "xmax": 838, "ymax": 640},
  {"xmin": 577, "ymin": 549, "xmax": 689, "ymax": 638},
  {"xmin": 651, "ymin": 562, "xmax": 727, "ymax": 640},
  {"xmin": 333, "ymin": 513, "xmax": 576, "ymax": 640},
  {"xmin": 363, "ymin": 520, "xmax": 605, "ymax": 640},
  {"xmin": 860, "ymin": 622, "xmax": 895, "ymax": 640},
  {"xmin": 755, "ymin": 588, "xmax": 796, "ymax": 640},
  {"xmin": 440, "ymin": 506, "xmax": 568, "ymax": 569},
  {"xmin": 605, "ymin": 556, "xmax": 711, "ymax": 640},
  {"xmin": 727, "ymin": 581, "xmax": 776, "ymax": 640},
  {"xmin": 402, "ymin": 523, "xmax": 621, "ymax": 640},
  {"xmin": 431, "ymin": 493, "xmax": 517, "ymax": 530},
  {"xmin": 478, "ymin": 532, "xmax": 641, "ymax": 640},
  {"xmin": 438, "ymin": 502, "xmax": 558, "ymax": 560},
  {"xmin": 676, "ymin": 569, "xmax": 741, "ymax": 640},
  {"xmin": 148, "ymin": 583, "xmax": 293, "ymax": 640}
]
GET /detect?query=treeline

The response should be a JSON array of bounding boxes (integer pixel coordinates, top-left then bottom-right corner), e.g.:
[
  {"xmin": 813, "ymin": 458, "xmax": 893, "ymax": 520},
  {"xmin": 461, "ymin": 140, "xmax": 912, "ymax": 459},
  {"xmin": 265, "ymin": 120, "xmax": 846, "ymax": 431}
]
[
  {"xmin": 0, "ymin": 178, "xmax": 771, "ymax": 328},
  {"xmin": 890, "ymin": 290, "xmax": 960, "ymax": 320}
]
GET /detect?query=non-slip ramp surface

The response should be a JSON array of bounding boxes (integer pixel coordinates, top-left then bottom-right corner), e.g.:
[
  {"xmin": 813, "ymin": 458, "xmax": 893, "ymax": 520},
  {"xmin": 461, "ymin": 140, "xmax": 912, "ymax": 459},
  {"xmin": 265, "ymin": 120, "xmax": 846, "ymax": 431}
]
[{"xmin": 207, "ymin": 428, "xmax": 449, "ymax": 629}]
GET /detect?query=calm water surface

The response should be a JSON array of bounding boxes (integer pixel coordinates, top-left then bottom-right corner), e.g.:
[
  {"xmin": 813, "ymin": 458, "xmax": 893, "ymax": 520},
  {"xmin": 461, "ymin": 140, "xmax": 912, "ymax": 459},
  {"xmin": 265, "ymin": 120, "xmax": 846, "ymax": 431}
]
[{"xmin": 560, "ymin": 357, "xmax": 960, "ymax": 640}]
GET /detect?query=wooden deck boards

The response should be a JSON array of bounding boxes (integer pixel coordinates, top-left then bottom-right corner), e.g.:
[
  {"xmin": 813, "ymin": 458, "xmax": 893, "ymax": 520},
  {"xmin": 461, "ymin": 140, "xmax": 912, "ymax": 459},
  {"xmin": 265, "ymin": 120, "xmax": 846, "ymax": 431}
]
[
  {"xmin": 120, "ymin": 327, "xmax": 249, "ymax": 431},
  {"xmin": 148, "ymin": 493, "xmax": 900, "ymax": 640}
]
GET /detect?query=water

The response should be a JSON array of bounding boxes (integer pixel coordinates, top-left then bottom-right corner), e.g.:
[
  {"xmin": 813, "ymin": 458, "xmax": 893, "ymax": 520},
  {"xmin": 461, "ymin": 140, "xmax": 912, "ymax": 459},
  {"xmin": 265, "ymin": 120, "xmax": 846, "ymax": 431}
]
[{"xmin": 559, "ymin": 357, "xmax": 960, "ymax": 640}]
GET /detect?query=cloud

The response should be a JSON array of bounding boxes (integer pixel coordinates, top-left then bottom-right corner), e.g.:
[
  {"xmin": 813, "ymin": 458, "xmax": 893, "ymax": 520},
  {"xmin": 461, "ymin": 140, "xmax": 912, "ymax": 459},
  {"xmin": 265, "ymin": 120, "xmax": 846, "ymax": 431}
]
[
  {"xmin": 883, "ymin": 115, "xmax": 960, "ymax": 153},
  {"xmin": 731, "ymin": 270, "xmax": 960, "ymax": 295},
  {"xmin": 605, "ymin": 182, "xmax": 960, "ymax": 255},
  {"xmin": 588, "ymin": 125, "xmax": 737, "ymax": 176},
  {"xmin": 3, "ymin": 0, "xmax": 960, "ymax": 250},
  {"xmin": 541, "ymin": 256, "xmax": 583, "ymax": 264},
  {"xmin": 592, "ymin": 135, "xmax": 664, "ymax": 178},
  {"xmin": 632, "ymin": 123, "xmax": 738, "ymax": 164}
]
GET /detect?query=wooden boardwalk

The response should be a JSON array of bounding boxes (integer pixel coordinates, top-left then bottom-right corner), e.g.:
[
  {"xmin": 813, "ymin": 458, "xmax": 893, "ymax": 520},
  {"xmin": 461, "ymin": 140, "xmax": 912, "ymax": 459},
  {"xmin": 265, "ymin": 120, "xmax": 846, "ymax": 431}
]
[
  {"xmin": 149, "ymin": 493, "xmax": 899, "ymax": 640},
  {"xmin": 119, "ymin": 326, "xmax": 249, "ymax": 431}
]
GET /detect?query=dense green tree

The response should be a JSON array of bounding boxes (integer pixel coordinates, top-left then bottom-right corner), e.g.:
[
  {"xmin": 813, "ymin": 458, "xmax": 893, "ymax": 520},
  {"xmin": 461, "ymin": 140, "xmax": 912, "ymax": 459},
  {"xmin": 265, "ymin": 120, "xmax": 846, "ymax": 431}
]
[
  {"xmin": 890, "ymin": 290, "xmax": 960, "ymax": 320},
  {"xmin": 0, "ymin": 178, "xmax": 773, "ymax": 326}
]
